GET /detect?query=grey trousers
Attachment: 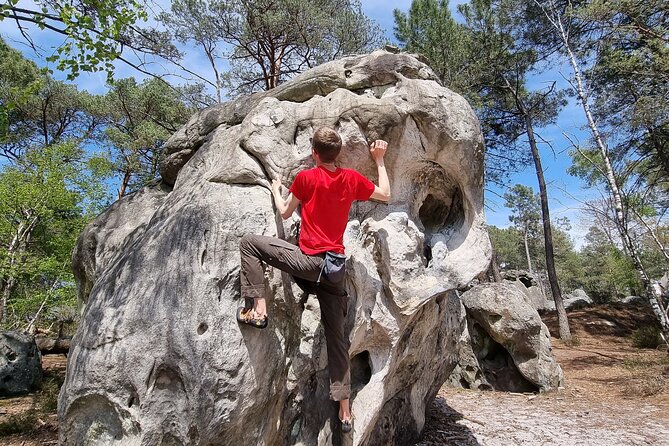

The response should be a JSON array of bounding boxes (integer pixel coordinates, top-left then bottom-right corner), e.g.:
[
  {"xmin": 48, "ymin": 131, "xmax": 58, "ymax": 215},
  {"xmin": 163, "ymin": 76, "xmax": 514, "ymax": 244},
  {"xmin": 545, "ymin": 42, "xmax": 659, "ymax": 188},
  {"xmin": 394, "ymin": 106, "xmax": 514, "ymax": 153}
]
[{"xmin": 239, "ymin": 234, "xmax": 351, "ymax": 401}]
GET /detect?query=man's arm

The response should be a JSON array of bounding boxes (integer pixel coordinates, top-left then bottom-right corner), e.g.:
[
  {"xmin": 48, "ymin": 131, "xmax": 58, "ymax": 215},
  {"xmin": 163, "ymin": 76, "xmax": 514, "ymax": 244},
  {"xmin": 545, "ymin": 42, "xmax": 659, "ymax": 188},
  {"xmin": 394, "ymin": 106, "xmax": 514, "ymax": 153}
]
[
  {"xmin": 272, "ymin": 179, "xmax": 301, "ymax": 219},
  {"xmin": 369, "ymin": 140, "xmax": 391, "ymax": 202}
]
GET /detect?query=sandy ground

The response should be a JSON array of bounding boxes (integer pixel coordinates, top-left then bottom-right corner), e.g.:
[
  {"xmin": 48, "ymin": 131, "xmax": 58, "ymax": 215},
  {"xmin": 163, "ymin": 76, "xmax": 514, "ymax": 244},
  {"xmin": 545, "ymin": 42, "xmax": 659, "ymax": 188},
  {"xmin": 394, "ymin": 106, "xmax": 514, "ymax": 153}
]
[
  {"xmin": 417, "ymin": 305, "xmax": 669, "ymax": 446},
  {"xmin": 1, "ymin": 304, "xmax": 667, "ymax": 446}
]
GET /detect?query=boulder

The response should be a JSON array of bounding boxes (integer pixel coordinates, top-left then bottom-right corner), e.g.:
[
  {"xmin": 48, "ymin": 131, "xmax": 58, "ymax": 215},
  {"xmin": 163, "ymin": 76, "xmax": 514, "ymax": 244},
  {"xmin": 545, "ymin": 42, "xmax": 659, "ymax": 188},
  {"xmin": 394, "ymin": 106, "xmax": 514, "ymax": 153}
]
[
  {"xmin": 0, "ymin": 331, "xmax": 42, "ymax": 396},
  {"xmin": 60, "ymin": 50, "xmax": 491, "ymax": 446},
  {"xmin": 459, "ymin": 283, "xmax": 563, "ymax": 391},
  {"xmin": 501, "ymin": 270, "xmax": 553, "ymax": 311},
  {"xmin": 564, "ymin": 288, "xmax": 593, "ymax": 310},
  {"xmin": 622, "ymin": 295, "xmax": 644, "ymax": 305}
]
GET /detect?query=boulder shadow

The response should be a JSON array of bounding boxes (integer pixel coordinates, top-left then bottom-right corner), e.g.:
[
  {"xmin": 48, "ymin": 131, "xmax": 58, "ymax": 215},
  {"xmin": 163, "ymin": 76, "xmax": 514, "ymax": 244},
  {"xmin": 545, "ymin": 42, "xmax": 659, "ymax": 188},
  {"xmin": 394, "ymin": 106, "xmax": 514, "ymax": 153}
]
[{"xmin": 414, "ymin": 396, "xmax": 481, "ymax": 446}]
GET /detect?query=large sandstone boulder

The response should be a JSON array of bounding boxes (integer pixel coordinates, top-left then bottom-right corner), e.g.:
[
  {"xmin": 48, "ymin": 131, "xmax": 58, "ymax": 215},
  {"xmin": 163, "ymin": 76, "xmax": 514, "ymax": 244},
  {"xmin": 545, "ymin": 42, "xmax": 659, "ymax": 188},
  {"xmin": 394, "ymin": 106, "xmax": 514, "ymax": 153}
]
[
  {"xmin": 459, "ymin": 283, "xmax": 563, "ymax": 391},
  {"xmin": 60, "ymin": 50, "xmax": 490, "ymax": 446}
]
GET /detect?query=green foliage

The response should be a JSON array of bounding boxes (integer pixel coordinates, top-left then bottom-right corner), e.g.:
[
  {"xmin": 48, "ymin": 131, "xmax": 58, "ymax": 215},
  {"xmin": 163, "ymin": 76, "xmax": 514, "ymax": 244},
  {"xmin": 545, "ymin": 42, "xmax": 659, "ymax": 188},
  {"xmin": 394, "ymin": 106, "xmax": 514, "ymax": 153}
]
[
  {"xmin": 102, "ymin": 78, "xmax": 194, "ymax": 196},
  {"xmin": 0, "ymin": 40, "xmax": 105, "ymax": 162},
  {"xmin": 630, "ymin": 325, "xmax": 664, "ymax": 349},
  {"xmin": 0, "ymin": 142, "xmax": 108, "ymax": 329},
  {"xmin": 504, "ymin": 184, "xmax": 541, "ymax": 233},
  {"xmin": 0, "ymin": 39, "xmax": 42, "ymax": 144},
  {"xmin": 0, "ymin": 0, "xmax": 149, "ymax": 81},
  {"xmin": 394, "ymin": 0, "xmax": 568, "ymax": 185},
  {"xmin": 394, "ymin": 0, "xmax": 472, "ymax": 91},
  {"xmin": 488, "ymin": 218, "xmax": 586, "ymax": 291},
  {"xmin": 578, "ymin": 226, "xmax": 641, "ymax": 301},
  {"xmin": 487, "ymin": 225, "xmax": 525, "ymax": 269},
  {"xmin": 578, "ymin": 0, "xmax": 669, "ymax": 184}
]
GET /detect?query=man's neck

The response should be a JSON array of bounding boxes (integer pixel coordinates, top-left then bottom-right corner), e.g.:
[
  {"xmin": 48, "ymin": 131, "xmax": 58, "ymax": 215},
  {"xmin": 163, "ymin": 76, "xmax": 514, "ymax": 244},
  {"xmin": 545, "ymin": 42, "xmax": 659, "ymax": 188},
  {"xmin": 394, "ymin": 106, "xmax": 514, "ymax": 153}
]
[{"xmin": 317, "ymin": 162, "xmax": 337, "ymax": 172}]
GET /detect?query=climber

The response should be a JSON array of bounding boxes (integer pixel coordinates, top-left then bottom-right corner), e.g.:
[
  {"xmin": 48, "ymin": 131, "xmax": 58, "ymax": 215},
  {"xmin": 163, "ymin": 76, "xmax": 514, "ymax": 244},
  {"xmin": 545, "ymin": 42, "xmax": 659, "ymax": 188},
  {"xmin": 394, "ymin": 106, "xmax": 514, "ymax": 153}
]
[{"xmin": 237, "ymin": 126, "xmax": 391, "ymax": 433}]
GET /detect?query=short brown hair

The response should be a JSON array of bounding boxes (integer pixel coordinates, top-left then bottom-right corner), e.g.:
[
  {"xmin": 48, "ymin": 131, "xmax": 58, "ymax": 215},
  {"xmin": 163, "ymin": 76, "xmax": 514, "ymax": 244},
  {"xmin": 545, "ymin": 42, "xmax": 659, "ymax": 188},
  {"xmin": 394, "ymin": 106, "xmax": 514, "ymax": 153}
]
[{"xmin": 312, "ymin": 127, "xmax": 342, "ymax": 163}]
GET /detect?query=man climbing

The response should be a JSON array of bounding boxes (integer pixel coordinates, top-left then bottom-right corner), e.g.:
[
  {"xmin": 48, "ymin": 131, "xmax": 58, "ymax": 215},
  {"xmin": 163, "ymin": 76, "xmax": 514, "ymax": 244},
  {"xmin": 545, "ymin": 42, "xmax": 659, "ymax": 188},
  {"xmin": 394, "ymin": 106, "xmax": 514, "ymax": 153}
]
[{"xmin": 237, "ymin": 126, "xmax": 391, "ymax": 433}]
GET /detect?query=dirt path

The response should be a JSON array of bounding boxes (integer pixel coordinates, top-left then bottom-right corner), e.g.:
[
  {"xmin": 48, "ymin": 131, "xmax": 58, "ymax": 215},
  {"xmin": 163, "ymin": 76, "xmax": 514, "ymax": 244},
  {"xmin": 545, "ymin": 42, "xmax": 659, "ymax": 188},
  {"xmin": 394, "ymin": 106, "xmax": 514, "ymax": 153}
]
[{"xmin": 417, "ymin": 304, "xmax": 669, "ymax": 445}]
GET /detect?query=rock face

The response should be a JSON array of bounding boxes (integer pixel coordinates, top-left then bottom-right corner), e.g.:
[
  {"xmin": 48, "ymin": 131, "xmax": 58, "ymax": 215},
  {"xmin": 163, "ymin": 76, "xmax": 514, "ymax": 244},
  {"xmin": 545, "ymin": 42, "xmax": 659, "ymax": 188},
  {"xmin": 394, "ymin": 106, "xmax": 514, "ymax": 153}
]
[
  {"xmin": 0, "ymin": 331, "xmax": 42, "ymax": 396},
  {"xmin": 459, "ymin": 283, "xmax": 564, "ymax": 392},
  {"xmin": 60, "ymin": 50, "xmax": 491, "ymax": 446}
]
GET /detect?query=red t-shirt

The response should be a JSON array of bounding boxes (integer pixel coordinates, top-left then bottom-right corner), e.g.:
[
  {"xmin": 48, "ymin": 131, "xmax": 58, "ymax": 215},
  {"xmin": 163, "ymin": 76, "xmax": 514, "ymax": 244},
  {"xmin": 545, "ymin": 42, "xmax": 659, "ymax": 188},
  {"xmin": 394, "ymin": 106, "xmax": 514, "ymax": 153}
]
[{"xmin": 290, "ymin": 166, "xmax": 375, "ymax": 255}]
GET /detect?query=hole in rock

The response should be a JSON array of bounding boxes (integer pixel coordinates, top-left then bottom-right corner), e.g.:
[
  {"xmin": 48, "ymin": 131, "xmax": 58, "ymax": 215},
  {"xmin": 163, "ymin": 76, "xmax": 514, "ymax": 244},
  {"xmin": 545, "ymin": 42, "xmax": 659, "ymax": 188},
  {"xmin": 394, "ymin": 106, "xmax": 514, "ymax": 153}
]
[
  {"xmin": 419, "ymin": 194, "xmax": 450, "ymax": 233},
  {"xmin": 350, "ymin": 351, "xmax": 372, "ymax": 392},
  {"xmin": 127, "ymin": 393, "xmax": 139, "ymax": 408},
  {"xmin": 479, "ymin": 337, "xmax": 537, "ymax": 393},
  {"xmin": 418, "ymin": 190, "xmax": 464, "ymax": 234},
  {"xmin": 518, "ymin": 276, "xmax": 532, "ymax": 288},
  {"xmin": 423, "ymin": 245, "xmax": 432, "ymax": 265},
  {"xmin": 197, "ymin": 323, "xmax": 209, "ymax": 335},
  {"xmin": 412, "ymin": 161, "xmax": 466, "ymax": 256},
  {"xmin": 152, "ymin": 365, "xmax": 185, "ymax": 393}
]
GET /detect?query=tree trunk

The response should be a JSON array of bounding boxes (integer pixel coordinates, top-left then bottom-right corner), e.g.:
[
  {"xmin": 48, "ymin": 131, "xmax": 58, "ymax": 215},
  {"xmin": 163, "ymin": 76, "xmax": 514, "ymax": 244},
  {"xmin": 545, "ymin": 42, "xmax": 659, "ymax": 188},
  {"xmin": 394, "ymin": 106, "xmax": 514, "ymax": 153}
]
[
  {"xmin": 119, "ymin": 170, "xmax": 131, "ymax": 199},
  {"xmin": 490, "ymin": 249, "xmax": 502, "ymax": 282},
  {"xmin": 523, "ymin": 227, "xmax": 533, "ymax": 273},
  {"xmin": 526, "ymin": 114, "xmax": 571, "ymax": 341},
  {"xmin": 0, "ymin": 216, "xmax": 39, "ymax": 322},
  {"xmin": 35, "ymin": 337, "xmax": 71, "ymax": 355}
]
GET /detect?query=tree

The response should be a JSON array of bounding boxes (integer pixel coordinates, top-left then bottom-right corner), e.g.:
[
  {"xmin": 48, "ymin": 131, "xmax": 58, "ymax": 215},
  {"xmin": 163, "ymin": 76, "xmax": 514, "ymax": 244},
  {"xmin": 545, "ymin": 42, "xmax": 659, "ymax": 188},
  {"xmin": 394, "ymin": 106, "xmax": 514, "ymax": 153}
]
[
  {"xmin": 159, "ymin": 0, "xmax": 385, "ymax": 98},
  {"xmin": 0, "ymin": 143, "xmax": 109, "ymax": 326},
  {"xmin": 394, "ymin": 0, "xmax": 573, "ymax": 339},
  {"xmin": 535, "ymin": 0, "xmax": 669, "ymax": 347},
  {"xmin": 504, "ymin": 184, "xmax": 542, "ymax": 272},
  {"xmin": 0, "ymin": 39, "xmax": 105, "ymax": 162},
  {"xmin": 102, "ymin": 78, "xmax": 195, "ymax": 197},
  {"xmin": 0, "ymin": 40, "xmax": 113, "ymax": 327},
  {"xmin": 580, "ymin": 0, "xmax": 669, "ymax": 185},
  {"xmin": 393, "ymin": 0, "xmax": 472, "ymax": 91},
  {"xmin": 460, "ymin": 0, "xmax": 573, "ymax": 339},
  {"xmin": 0, "ymin": 0, "xmax": 163, "ymax": 81},
  {"xmin": 580, "ymin": 226, "xmax": 640, "ymax": 301},
  {"xmin": 487, "ymin": 225, "xmax": 526, "ymax": 270},
  {"xmin": 0, "ymin": 38, "xmax": 42, "ymax": 143}
]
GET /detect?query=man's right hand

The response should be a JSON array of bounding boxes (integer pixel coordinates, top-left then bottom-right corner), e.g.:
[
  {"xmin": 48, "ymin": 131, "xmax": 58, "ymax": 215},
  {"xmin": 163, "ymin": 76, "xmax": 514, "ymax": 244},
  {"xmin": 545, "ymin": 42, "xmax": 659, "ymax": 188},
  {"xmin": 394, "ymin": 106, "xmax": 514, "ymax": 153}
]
[{"xmin": 370, "ymin": 140, "xmax": 388, "ymax": 164}]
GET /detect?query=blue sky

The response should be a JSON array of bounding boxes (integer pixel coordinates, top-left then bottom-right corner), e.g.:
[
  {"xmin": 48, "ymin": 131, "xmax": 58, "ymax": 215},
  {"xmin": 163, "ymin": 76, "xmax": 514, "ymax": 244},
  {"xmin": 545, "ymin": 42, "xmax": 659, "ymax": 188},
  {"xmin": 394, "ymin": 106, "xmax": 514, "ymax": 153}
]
[{"xmin": 0, "ymin": 0, "xmax": 596, "ymax": 247}]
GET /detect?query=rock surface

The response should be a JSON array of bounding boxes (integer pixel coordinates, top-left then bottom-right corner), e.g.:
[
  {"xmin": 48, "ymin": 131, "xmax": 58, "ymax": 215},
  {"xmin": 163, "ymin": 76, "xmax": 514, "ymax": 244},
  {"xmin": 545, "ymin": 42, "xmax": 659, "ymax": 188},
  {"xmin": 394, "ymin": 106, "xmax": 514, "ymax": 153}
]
[
  {"xmin": 563, "ymin": 288, "xmax": 593, "ymax": 310},
  {"xmin": 459, "ymin": 283, "xmax": 564, "ymax": 391},
  {"xmin": 501, "ymin": 270, "xmax": 553, "ymax": 311},
  {"xmin": 0, "ymin": 331, "xmax": 42, "ymax": 396},
  {"xmin": 622, "ymin": 295, "xmax": 644, "ymax": 305},
  {"xmin": 60, "ymin": 50, "xmax": 491, "ymax": 446}
]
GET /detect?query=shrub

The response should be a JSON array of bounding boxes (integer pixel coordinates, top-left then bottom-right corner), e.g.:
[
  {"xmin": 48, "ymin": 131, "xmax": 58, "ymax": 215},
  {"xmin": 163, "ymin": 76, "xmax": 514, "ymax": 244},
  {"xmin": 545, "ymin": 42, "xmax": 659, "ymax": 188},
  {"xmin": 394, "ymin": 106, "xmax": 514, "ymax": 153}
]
[{"xmin": 630, "ymin": 325, "xmax": 664, "ymax": 349}]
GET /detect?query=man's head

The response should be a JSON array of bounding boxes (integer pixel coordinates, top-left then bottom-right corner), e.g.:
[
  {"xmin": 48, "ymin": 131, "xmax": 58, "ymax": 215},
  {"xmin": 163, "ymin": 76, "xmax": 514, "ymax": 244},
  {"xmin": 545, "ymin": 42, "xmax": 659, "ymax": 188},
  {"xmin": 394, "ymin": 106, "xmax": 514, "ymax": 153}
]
[{"xmin": 311, "ymin": 127, "xmax": 342, "ymax": 164}]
